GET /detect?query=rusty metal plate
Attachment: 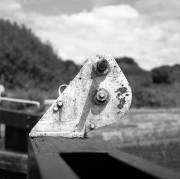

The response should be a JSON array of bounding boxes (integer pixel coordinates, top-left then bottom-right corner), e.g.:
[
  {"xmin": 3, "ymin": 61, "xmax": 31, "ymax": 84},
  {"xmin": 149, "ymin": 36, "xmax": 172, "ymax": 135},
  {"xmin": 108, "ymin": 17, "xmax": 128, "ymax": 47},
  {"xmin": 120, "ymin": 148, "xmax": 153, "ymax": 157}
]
[{"xmin": 30, "ymin": 53, "xmax": 132, "ymax": 138}]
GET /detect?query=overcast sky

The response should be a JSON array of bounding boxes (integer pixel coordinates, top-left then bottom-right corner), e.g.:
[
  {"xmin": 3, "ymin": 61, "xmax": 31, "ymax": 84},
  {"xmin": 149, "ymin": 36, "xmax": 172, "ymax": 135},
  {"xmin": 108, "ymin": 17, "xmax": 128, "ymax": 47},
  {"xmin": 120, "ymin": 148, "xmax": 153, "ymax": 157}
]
[{"xmin": 0, "ymin": 0, "xmax": 180, "ymax": 70}]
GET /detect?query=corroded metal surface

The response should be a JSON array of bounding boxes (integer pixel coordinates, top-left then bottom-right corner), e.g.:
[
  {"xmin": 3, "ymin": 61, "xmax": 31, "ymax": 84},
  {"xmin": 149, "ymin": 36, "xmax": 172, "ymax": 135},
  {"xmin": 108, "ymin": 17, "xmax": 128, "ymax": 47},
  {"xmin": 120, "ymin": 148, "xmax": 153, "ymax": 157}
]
[{"xmin": 30, "ymin": 53, "xmax": 132, "ymax": 138}]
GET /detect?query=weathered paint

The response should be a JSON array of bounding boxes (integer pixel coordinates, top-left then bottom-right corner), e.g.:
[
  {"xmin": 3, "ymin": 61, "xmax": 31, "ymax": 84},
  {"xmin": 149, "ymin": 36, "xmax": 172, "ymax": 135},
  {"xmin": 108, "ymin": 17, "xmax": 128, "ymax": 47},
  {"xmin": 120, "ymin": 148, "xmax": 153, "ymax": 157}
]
[
  {"xmin": 116, "ymin": 87, "xmax": 128, "ymax": 95},
  {"xmin": 115, "ymin": 87, "xmax": 129, "ymax": 110},
  {"xmin": 117, "ymin": 97, "xmax": 126, "ymax": 109},
  {"xmin": 30, "ymin": 53, "xmax": 132, "ymax": 138}
]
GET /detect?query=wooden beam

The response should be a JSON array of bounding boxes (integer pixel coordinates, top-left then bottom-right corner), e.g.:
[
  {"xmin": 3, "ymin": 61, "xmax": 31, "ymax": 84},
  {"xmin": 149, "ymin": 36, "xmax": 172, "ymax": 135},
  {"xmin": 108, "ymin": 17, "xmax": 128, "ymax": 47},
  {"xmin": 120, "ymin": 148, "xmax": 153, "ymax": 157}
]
[
  {"xmin": 28, "ymin": 138, "xmax": 78, "ymax": 179},
  {"xmin": 28, "ymin": 136, "xmax": 180, "ymax": 179}
]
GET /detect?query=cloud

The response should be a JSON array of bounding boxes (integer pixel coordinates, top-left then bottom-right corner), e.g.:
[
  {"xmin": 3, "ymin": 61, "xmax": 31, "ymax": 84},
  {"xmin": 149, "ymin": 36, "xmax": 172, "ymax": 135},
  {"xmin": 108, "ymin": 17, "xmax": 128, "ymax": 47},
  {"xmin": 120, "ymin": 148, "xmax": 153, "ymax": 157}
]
[
  {"xmin": 89, "ymin": 0, "xmax": 116, "ymax": 6},
  {"xmin": 0, "ymin": 0, "xmax": 22, "ymax": 10},
  {"xmin": 0, "ymin": 0, "xmax": 180, "ymax": 70},
  {"xmin": 135, "ymin": 0, "xmax": 180, "ymax": 19},
  {"xmin": 93, "ymin": 5, "xmax": 139, "ymax": 19},
  {"xmin": 30, "ymin": 5, "xmax": 141, "ymax": 63},
  {"xmin": 0, "ymin": 0, "xmax": 26, "ymax": 21}
]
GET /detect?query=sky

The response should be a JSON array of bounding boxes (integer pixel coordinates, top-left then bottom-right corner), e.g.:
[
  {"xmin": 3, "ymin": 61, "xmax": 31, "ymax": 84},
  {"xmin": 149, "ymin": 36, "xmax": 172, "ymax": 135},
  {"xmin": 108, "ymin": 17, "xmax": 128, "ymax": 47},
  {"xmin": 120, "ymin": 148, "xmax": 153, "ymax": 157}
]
[{"xmin": 0, "ymin": 0, "xmax": 180, "ymax": 70}]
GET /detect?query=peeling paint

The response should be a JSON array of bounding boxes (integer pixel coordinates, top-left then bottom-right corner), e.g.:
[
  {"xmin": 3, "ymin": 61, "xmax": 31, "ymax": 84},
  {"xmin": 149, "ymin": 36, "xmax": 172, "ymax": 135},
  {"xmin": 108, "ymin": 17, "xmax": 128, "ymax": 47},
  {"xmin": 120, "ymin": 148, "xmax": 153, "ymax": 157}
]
[
  {"xmin": 117, "ymin": 97, "xmax": 126, "ymax": 109},
  {"xmin": 116, "ymin": 87, "xmax": 128, "ymax": 94}
]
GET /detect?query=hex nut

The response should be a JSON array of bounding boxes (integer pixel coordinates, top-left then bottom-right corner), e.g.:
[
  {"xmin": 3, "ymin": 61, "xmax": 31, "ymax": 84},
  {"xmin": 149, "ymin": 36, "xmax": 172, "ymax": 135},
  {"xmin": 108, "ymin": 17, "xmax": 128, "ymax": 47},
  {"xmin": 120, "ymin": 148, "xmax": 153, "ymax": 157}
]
[
  {"xmin": 94, "ymin": 88, "xmax": 110, "ymax": 105},
  {"xmin": 93, "ymin": 56, "xmax": 110, "ymax": 76},
  {"xmin": 96, "ymin": 90, "xmax": 108, "ymax": 102},
  {"xmin": 97, "ymin": 59, "xmax": 108, "ymax": 71}
]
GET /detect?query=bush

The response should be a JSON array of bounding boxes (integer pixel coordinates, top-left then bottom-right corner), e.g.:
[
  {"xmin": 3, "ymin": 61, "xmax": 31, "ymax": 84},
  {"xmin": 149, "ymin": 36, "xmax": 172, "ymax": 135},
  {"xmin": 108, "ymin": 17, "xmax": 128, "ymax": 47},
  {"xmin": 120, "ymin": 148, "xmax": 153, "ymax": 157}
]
[{"xmin": 132, "ymin": 83, "xmax": 180, "ymax": 108}]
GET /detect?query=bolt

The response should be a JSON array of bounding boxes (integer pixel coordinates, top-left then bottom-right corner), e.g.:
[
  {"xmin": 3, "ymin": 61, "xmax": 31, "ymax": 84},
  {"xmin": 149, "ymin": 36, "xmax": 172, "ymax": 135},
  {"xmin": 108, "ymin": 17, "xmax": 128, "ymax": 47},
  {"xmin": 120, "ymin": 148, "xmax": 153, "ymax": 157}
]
[
  {"xmin": 100, "ymin": 93, "xmax": 105, "ymax": 98},
  {"xmin": 90, "ymin": 123, "xmax": 95, "ymax": 129},
  {"xmin": 97, "ymin": 59, "xmax": 108, "ymax": 72},
  {"xmin": 53, "ymin": 106, "xmax": 59, "ymax": 112},
  {"xmin": 96, "ymin": 90, "xmax": 107, "ymax": 102},
  {"xmin": 94, "ymin": 88, "xmax": 110, "ymax": 105},
  {"xmin": 57, "ymin": 101, "xmax": 63, "ymax": 107}
]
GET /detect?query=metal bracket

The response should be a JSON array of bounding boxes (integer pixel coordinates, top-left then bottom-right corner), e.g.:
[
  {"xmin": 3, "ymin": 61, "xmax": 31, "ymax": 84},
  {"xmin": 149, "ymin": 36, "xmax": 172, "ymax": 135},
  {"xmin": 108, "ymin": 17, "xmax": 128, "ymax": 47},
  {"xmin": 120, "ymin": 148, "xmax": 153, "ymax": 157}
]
[{"xmin": 30, "ymin": 53, "xmax": 132, "ymax": 138}]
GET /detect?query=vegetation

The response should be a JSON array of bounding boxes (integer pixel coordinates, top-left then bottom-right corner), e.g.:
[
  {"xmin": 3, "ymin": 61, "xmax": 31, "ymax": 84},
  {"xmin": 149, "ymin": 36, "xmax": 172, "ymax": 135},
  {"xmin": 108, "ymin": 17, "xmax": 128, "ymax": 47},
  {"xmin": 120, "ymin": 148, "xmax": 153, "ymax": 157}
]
[
  {"xmin": 0, "ymin": 19, "xmax": 80, "ymax": 90},
  {"xmin": 0, "ymin": 19, "xmax": 180, "ymax": 110}
]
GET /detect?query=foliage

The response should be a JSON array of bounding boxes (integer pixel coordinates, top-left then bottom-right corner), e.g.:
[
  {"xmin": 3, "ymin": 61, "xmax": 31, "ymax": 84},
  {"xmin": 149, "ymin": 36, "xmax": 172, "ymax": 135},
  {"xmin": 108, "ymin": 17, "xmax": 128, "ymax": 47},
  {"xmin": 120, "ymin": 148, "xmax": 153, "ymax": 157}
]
[
  {"xmin": 115, "ymin": 57, "xmax": 152, "ymax": 90},
  {"xmin": 0, "ymin": 19, "xmax": 80, "ymax": 91},
  {"xmin": 132, "ymin": 84, "xmax": 180, "ymax": 108},
  {"xmin": 152, "ymin": 65, "xmax": 180, "ymax": 84}
]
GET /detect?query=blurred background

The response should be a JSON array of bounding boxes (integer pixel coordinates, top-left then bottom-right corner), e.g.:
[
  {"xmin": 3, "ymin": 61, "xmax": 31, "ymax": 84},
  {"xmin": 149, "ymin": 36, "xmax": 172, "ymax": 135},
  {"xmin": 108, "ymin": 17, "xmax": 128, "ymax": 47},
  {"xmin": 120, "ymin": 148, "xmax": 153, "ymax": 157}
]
[
  {"xmin": 0, "ymin": 0, "xmax": 180, "ymax": 177},
  {"xmin": 0, "ymin": 0, "xmax": 180, "ymax": 110}
]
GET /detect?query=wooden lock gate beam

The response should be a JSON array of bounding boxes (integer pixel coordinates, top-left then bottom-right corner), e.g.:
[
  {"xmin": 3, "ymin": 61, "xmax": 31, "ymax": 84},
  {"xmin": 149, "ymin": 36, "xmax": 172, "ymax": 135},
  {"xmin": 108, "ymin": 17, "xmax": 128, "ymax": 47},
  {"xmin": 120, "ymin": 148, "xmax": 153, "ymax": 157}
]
[{"xmin": 28, "ymin": 136, "xmax": 180, "ymax": 179}]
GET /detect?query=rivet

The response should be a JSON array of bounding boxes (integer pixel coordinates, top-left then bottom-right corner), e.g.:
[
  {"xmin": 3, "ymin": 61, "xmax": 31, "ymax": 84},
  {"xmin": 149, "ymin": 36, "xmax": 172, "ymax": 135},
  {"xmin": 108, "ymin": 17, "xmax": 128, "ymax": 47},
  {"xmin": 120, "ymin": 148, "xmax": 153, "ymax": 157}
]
[
  {"xmin": 57, "ymin": 101, "xmax": 63, "ymax": 107},
  {"xmin": 53, "ymin": 106, "xmax": 59, "ymax": 112},
  {"xmin": 90, "ymin": 123, "xmax": 95, "ymax": 129}
]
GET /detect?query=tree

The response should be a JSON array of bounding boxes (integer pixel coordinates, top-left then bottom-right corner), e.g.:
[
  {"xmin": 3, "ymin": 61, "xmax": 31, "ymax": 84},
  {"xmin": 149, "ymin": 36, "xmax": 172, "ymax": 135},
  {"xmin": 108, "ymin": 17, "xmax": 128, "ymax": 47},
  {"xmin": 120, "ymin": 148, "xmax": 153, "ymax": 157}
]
[{"xmin": 0, "ymin": 19, "xmax": 80, "ymax": 90}]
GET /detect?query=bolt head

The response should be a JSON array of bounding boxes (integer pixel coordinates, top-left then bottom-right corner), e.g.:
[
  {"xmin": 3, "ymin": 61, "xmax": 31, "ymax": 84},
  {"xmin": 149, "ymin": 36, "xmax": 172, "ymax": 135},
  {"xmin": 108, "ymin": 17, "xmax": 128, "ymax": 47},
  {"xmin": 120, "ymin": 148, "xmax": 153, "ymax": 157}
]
[
  {"xmin": 96, "ymin": 90, "xmax": 107, "ymax": 102},
  {"xmin": 90, "ymin": 123, "xmax": 95, "ymax": 129},
  {"xmin": 57, "ymin": 101, "xmax": 63, "ymax": 107},
  {"xmin": 53, "ymin": 106, "xmax": 59, "ymax": 112},
  {"xmin": 94, "ymin": 88, "xmax": 110, "ymax": 105}
]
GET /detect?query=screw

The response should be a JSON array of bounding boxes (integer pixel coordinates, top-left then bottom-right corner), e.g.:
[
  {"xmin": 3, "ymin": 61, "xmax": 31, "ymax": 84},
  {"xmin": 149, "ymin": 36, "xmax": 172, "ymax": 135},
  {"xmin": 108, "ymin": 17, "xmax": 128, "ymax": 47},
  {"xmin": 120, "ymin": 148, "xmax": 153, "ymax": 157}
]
[{"xmin": 53, "ymin": 106, "xmax": 59, "ymax": 112}]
